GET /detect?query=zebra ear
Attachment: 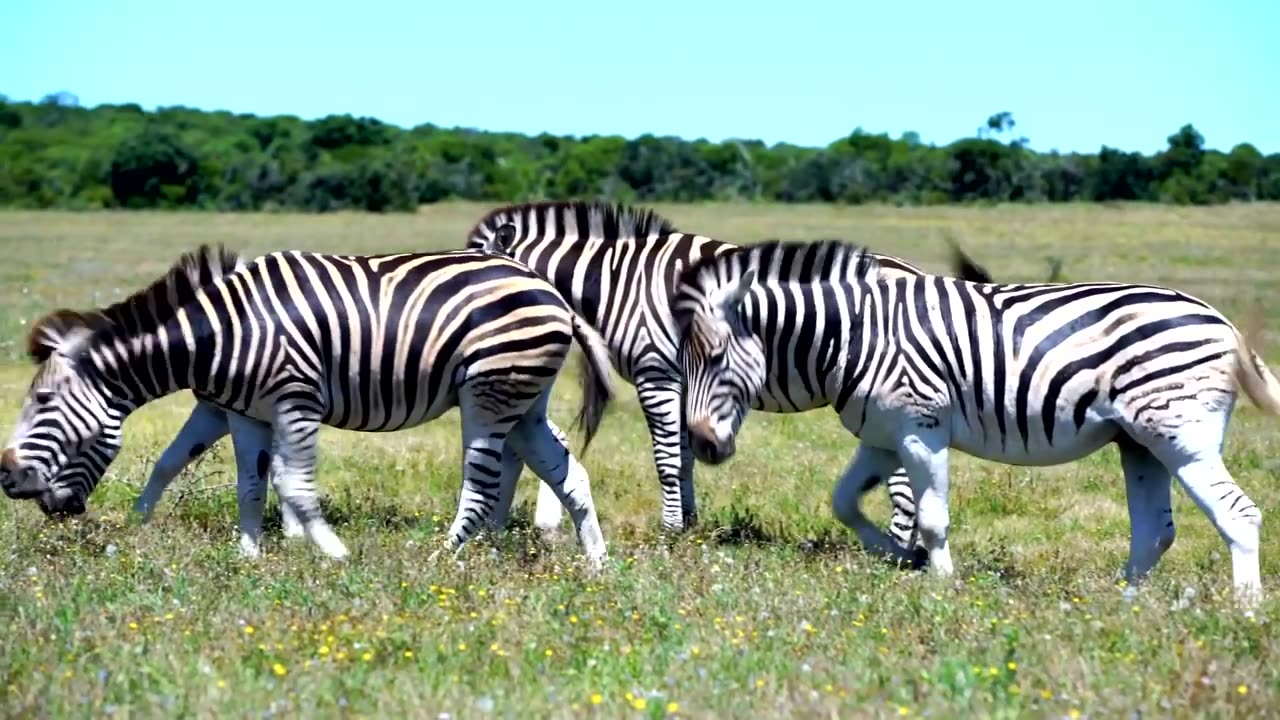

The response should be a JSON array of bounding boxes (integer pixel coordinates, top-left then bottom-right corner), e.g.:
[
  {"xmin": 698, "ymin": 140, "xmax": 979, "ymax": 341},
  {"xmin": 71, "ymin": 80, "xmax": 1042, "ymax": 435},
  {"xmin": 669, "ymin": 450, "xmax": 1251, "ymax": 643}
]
[
  {"xmin": 481, "ymin": 224, "xmax": 517, "ymax": 255},
  {"xmin": 52, "ymin": 325, "xmax": 96, "ymax": 361},
  {"xmin": 26, "ymin": 310, "xmax": 99, "ymax": 364},
  {"xmin": 718, "ymin": 268, "xmax": 756, "ymax": 316}
]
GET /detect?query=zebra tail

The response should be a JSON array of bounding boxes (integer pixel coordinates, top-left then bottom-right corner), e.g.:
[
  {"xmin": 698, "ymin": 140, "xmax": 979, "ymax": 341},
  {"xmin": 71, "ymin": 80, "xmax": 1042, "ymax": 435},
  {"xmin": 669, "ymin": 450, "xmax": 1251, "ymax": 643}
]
[
  {"xmin": 569, "ymin": 316, "xmax": 616, "ymax": 454},
  {"xmin": 1233, "ymin": 306, "xmax": 1280, "ymax": 416},
  {"xmin": 945, "ymin": 239, "xmax": 995, "ymax": 284}
]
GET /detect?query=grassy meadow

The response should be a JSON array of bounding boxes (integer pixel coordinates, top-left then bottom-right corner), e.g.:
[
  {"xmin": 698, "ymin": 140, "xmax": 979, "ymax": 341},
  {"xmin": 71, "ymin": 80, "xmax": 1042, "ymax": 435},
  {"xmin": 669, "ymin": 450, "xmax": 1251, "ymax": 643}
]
[{"xmin": 1, "ymin": 202, "xmax": 1280, "ymax": 719}]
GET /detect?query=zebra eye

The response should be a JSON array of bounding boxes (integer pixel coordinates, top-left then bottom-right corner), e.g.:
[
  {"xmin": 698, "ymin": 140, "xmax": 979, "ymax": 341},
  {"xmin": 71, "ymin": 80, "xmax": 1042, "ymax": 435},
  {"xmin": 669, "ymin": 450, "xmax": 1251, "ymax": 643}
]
[{"xmin": 34, "ymin": 389, "xmax": 55, "ymax": 405}]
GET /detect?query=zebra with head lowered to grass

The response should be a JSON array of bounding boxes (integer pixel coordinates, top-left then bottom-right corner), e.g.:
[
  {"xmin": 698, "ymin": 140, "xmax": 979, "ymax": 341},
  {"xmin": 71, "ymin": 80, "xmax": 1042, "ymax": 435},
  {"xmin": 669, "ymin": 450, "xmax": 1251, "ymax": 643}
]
[
  {"xmin": 0, "ymin": 244, "xmax": 616, "ymax": 568},
  {"xmin": 465, "ymin": 200, "xmax": 998, "ymax": 544},
  {"xmin": 672, "ymin": 238, "xmax": 1280, "ymax": 607}
]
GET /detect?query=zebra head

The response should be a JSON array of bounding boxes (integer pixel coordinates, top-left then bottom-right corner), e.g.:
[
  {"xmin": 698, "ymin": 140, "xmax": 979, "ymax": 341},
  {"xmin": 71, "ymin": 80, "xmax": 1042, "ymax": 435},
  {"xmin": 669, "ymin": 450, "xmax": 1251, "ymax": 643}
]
[
  {"xmin": 674, "ymin": 259, "xmax": 766, "ymax": 466},
  {"xmin": 675, "ymin": 240, "xmax": 881, "ymax": 466},
  {"xmin": 1, "ymin": 310, "xmax": 124, "ymax": 518}
]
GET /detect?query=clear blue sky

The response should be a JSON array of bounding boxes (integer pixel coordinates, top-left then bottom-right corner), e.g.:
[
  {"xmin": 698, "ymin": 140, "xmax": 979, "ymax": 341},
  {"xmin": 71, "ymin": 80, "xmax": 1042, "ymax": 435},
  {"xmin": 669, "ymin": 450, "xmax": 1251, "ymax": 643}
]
[{"xmin": 3, "ymin": 0, "xmax": 1277, "ymax": 154}]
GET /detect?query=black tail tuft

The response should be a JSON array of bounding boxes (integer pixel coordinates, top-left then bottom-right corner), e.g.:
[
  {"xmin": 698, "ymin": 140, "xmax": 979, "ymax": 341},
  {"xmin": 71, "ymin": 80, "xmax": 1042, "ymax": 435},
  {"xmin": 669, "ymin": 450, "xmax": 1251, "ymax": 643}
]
[{"xmin": 569, "ymin": 316, "xmax": 615, "ymax": 454}]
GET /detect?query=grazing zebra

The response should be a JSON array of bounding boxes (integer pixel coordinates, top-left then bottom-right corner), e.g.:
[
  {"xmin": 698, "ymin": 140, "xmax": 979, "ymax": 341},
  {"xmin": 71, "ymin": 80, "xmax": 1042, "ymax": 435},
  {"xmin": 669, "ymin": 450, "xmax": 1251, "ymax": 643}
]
[
  {"xmin": 10, "ymin": 250, "xmax": 310, "ymax": 537},
  {"xmin": 0, "ymin": 244, "xmax": 616, "ymax": 568},
  {"xmin": 672, "ymin": 238, "xmax": 1280, "ymax": 607},
  {"xmin": 465, "ymin": 200, "xmax": 997, "ymax": 541}
]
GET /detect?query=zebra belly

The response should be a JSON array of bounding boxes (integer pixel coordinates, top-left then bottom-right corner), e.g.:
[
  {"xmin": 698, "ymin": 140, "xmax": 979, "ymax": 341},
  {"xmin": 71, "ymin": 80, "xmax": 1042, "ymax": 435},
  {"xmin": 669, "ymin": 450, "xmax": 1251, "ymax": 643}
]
[{"xmin": 948, "ymin": 411, "xmax": 1121, "ymax": 467}]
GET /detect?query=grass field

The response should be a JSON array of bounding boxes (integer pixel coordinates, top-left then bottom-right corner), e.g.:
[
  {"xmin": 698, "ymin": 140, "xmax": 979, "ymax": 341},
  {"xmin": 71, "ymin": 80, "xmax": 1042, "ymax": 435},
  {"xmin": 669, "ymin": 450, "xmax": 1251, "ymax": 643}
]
[{"xmin": 2, "ymin": 202, "xmax": 1280, "ymax": 719}]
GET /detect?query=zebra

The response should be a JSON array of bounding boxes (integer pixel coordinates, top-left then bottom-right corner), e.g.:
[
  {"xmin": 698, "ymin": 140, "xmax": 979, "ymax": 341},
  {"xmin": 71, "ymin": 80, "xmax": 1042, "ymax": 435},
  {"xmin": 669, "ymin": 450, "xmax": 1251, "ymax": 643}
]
[
  {"xmin": 6, "ymin": 251, "xmax": 312, "ymax": 537},
  {"xmin": 465, "ymin": 200, "xmax": 998, "ymax": 542},
  {"xmin": 0, "ymin": 244, "xmax": 617, "ymax": 568},
  {"xmin": 672, "ymin": 238, "xmax": 1280, "ymax": 607}
]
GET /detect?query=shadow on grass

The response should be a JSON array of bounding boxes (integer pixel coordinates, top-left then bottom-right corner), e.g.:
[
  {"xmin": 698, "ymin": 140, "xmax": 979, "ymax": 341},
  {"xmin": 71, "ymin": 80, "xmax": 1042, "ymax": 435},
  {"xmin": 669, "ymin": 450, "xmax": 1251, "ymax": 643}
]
[{"xmin": 697, "ymin": 504, "xmax": 853, "ymax": 557}]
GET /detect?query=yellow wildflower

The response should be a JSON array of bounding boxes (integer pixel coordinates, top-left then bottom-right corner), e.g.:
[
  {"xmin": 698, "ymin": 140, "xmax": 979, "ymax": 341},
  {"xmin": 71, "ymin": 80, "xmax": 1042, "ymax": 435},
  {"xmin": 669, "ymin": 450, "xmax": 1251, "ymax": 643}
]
[{"xmin": 272, "ymin": 663, "xmax": 287, "ymax": 677}]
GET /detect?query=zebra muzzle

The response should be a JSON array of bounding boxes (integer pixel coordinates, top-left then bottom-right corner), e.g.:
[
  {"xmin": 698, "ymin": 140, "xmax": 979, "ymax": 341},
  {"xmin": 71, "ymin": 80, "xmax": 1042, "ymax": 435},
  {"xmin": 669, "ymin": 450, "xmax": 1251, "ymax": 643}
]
[
  {"xmin": 688, "ymin": 421, "xmax": 736, "ymax": 466},
  {"xmin": 37, "ymin": 487, "xmax": 87, "ymax": 519},
  {"xmin": 0, "ymin": 449, "xmax": 51, "ymax": 500}
]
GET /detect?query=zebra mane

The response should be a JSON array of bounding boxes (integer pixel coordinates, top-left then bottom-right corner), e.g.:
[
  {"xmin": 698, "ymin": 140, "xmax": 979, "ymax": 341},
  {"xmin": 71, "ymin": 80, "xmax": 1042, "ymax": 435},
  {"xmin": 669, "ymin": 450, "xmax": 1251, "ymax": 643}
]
[
  {"xmin": 466, "ymin": 200, "xmax": 679, "ymax": 253},
  {"xmin": 677, "ymin": 238, "xmax": 881, "ymax": 302},
  {"xmin": 26, "ymin": 244, "xmax": 242, "ymax": 364}
]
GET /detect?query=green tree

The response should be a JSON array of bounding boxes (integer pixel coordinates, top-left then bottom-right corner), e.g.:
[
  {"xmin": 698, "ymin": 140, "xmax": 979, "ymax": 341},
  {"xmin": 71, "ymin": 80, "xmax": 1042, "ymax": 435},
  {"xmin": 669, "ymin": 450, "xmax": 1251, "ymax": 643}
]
[{"xmin": 108, "ymin": 127, "xmax": 202, "ymax": 208}]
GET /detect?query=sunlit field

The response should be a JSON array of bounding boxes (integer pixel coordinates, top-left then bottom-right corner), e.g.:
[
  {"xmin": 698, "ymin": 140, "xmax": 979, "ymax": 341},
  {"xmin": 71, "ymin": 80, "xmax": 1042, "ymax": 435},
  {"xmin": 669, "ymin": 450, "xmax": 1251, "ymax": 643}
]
[{"xmin": 2, "ymin": 202, "xmax": 1279, "ymax": 719}]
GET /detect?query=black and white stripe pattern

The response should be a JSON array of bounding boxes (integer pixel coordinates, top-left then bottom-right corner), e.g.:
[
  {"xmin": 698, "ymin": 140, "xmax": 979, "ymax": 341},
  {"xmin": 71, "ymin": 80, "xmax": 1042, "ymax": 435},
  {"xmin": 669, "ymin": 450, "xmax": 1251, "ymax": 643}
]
[
  {"xmin": 0, "ymin": 245, "xmax": 616, "ymax": 567},
  {"xmin": 674, "ymin": 238, "xmax": 1280, "ymax": 607},
  {"xmin": 465, "ymin": 200, "xmax": 995, "ymax": 538}
]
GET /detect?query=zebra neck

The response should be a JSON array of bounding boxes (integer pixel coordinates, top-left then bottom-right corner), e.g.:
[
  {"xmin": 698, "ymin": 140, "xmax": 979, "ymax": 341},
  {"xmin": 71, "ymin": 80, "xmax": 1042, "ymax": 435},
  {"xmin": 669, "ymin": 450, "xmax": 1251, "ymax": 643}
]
[
  {"xmin": 84, "ymin": 312, "xmax": 199, "ymax": 410},
  {"xmin": 743, "ymin": 282, "xmax": 862, "ymax": 411}
]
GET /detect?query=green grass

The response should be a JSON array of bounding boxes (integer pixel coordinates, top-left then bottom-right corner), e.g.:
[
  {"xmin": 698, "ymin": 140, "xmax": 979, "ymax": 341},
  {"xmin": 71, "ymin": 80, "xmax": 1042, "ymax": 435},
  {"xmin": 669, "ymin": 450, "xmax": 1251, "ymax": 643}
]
[{"xmin": 2, "ymin": 202, "xmax": 1280, "ymax": 719}]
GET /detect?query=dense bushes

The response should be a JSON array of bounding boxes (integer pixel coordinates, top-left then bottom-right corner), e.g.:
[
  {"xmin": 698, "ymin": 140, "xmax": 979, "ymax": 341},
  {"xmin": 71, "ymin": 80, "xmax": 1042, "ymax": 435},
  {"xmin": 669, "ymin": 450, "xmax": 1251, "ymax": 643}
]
[{"xmin": 1, "ymin": 92, "xmax": 1277, "ymax": 212}]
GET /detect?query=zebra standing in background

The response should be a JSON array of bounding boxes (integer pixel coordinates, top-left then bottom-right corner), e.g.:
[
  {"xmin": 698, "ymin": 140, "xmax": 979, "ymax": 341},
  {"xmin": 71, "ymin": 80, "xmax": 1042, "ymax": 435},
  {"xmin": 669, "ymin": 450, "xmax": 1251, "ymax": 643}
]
[
  {"xmin": 0, "ymin": 244, "xmax": 616, "ymax": 568},
  {"xmin": 672, "ymin": 238, "xmax": 1280, "ymax": 607},
  {"xmin": 466, "ymin": 200, "xmax": 998, "ymax": 544}
]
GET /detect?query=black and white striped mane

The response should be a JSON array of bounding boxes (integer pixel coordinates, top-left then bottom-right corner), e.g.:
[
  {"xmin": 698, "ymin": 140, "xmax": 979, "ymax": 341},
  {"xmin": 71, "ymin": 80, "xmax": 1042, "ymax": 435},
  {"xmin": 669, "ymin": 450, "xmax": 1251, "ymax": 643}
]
[
  {"xmin": 26, "ymin": 244, "xmax": 242, "ymax": 363},
  {"xmin": 467, "ymin": 200, "xmax": 679, "ymax": 252}
]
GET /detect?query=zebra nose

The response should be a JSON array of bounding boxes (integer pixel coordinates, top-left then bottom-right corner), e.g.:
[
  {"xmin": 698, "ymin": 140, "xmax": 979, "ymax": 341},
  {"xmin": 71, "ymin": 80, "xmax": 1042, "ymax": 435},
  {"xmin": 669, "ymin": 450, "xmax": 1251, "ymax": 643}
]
[
  {"xmin": 0, "ymin": 448, "xmax": 18, "ymax": 473},
  {"xmin": 688, "ymin": 421, "xmax": 734, "ymax": 466},
  {"xmin": 1, "ymin": 449, "xmax": 50, "ymax": 500}
]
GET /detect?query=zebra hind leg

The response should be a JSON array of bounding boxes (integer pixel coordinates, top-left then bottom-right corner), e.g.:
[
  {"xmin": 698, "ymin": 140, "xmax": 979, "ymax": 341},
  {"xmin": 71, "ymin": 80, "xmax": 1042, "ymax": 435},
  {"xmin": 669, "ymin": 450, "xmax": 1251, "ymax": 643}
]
[
  {"xmin": 1117, "ymin": 438, "xmax": 1176, "ymax": 588},
  {"xmin": 1144, "ymin": 430, "xmax": 1262, "ymax": 610},
  {"xmin": 438, "ymin": 387, "xmax": 530, "ymax": 562},
  {"xmin": 509, "ymin": 406, "xmax": 608, "ymax": 571},
  {"xmin": 530, "ymin": 418, "xmax": 570, "ymax": 535},
  {"xmin": 832, "ymin": 444, "xmax": 923, "ymax": 568},
  {"xmin": 270, "ymin": 397, "xmax": 349, "ymax": 561},
  {"xmin": 486, "ymin": 443, "xmax": 526, "ymax": 533},
  {"xmin": 885, "ymin": 466, "xmax": 925, "ymax": 561},
  {"xmin": 896, "ymin": 430, "xmax": 954, "ymax": 577}
]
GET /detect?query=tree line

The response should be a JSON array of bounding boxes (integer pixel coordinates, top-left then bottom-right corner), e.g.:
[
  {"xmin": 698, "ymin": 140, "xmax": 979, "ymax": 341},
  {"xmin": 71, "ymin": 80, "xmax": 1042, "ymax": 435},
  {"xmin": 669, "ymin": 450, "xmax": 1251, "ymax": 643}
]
[{"xmin": 2, "ymin": 92, "xmax": 1278, "ymax": 213}]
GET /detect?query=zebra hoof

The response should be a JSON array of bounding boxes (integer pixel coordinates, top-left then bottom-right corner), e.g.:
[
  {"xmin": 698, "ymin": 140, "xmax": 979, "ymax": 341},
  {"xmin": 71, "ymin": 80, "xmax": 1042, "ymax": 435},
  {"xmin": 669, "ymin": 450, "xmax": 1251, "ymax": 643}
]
[{"xmin": 911, "ymin": 545, "xmax": 931, "ymax": 568}]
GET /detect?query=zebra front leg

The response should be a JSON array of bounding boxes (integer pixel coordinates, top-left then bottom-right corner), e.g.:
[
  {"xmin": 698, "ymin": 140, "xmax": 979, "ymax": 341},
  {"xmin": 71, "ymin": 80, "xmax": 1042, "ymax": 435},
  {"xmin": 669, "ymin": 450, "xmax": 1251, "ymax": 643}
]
[
  {"xmin": 637, "ymin": 381, "xmax": 690, "ymax": 532},
  {"xmin": 226, "ymin": 413, "xmax": 274, "ymax": 559},
  {"xmin": 678, "ymin": 421, "xmax": 698, "ymax": 529},
  {"xmin": 510, "ymin": 404, "xmax": 608, "ymax": 571},
  {"xmin": 270, "ymin": 398, "xmax": 348, "ymax": 560},
  {"xmin": 831, "ymin": 444, "xmax": 922, "ymax": 568},
  {"xmin": 531, "ymin": 418, "xmax": 571, "ymax": 534},
  {"xmin": 133, "ymin": 401, "xmax": 229, "ymax": 521},
  {"xmin": 896, "ymin": 430, "xmax": 954, "ymax": 576}
]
